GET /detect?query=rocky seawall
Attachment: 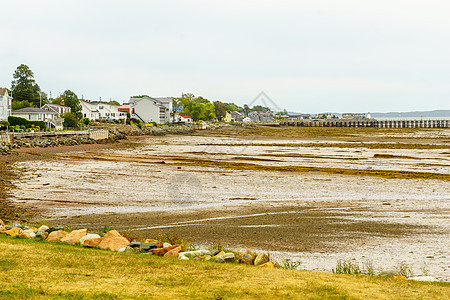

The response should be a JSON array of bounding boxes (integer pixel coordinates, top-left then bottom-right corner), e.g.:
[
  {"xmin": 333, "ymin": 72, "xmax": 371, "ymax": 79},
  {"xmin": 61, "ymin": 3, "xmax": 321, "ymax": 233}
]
[{"xmin": 0, "ymin": 124, "xmax": 195, "ymax": 155}]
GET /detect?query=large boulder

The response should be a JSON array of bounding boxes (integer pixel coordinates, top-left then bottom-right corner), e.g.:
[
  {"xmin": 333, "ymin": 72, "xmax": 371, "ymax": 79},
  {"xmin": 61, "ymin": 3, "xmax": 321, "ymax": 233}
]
[
  {"xmin": 98, "ymin": 230, "xmax": 130, "ymax": 251},
  {"xmin": 254, "ymin": 253, "xmax": 270, "ymax": 266},
  {"xmin": 46, "ymin": 230, "xmax": 68, "ymax": 243},
  {"xmin": 83, "ymin": 238, "xmax": 102, "ymax": 248},
  {"xmin": 79, "ymin": 234, "xmax": 101, "ymax": 245},
  {"xmin": 38, "ymin": 225, "xmax": 49, "ymax": 232},
  {"xmin": 163, "ymin": 246, "xmax": 182, "ymax": 258},
  {"xmin": 215, "ymin": 253, "xmax": 235, "ymax": 263},
  {"xmin": 4, "ymin": 227, "xmax": 22, "ymax": 237},
  {"xmin": 45, "ymin": 225, "xmax": 63, "ymax": 234},
  {"xmin": 19, "ymin": 229, "xmax": 36, "ymax": 239},
  {"xmin": 150, "ymin": 244, "xmax": 183, "ymax": 256},
  {"xmin": 61, "ymin": 229, "xmax": 88, "ymax": 245}
]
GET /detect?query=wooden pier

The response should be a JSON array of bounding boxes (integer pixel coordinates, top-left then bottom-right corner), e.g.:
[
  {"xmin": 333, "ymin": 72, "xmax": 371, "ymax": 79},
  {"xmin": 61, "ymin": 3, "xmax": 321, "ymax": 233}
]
[{"xmin": 279, "ymin": 119, "xmax": 450, "ymax": 128}]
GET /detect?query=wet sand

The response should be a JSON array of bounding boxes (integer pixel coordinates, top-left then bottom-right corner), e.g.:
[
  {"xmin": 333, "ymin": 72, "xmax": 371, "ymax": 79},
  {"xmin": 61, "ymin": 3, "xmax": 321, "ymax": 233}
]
[{"xmin": 3, "ymin": 127, "xmax": 450, "ymax": 280}]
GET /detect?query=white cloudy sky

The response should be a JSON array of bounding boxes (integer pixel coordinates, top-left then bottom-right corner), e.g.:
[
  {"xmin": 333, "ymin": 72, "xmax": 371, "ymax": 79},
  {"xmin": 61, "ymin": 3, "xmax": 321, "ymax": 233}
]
[{"xmin": 1, "ymin": 0, "xmax": 449, "ymax": 113}]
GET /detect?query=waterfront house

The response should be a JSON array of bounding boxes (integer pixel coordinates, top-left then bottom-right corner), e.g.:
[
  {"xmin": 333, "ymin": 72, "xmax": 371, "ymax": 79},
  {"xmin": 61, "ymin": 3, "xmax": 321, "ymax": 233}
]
[
  {"xmin": 41, "ymin": 103, "xmax": 71, "ymax": 116},
  {"xmin": 0, "ymin": 88, "xmax": 12, "ymax": 121},
  {"xmin": 81, "ymin": 100, "xmax": 126, "ymax": 122},
  {"xmin": 175, "ymin": 113, "xmax": 192, "ymax": 123},
  {"xmin": 230, "ymin": 111, "xmax": 244, "ymax": 122},
  {"xmin": 128, "ymin": 96, "xmax": 171, "ymax": 124},
  {"xmin": 11, "ymin": 107, "xmax": 63, "ymax": 129}
]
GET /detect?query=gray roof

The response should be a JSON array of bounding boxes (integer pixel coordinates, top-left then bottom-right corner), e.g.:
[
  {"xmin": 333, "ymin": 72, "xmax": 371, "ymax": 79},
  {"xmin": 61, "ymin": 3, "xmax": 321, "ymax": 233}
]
[
  {"xmin": 12, "ymin": 107, "xmax": 57, "ymax": 114},
  {"xmin": 0, "ymin": 88, "xmax": 8, "ymax": 96}
]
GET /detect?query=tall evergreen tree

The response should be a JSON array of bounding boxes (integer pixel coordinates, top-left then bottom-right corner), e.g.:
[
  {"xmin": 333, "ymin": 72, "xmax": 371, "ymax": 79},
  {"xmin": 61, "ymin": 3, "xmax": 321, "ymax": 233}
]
[{"xmin": 11, "ymin": 64, "xmax": 46, "ymax": 107}]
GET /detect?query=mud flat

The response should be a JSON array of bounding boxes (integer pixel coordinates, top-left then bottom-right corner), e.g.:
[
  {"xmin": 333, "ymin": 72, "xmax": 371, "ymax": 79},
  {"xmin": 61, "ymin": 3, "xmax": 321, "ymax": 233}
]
[{"xmin": 4, "ymin": 127, "xmax": 450, "ymax": 280}]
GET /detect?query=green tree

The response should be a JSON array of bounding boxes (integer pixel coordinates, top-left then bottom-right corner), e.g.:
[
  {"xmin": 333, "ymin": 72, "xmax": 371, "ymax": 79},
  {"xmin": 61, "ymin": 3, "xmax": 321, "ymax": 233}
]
[
  {"xmin": 61, "ymin": 112, "xmax": 79, "ymax": 128},
  {"xmin": 174, "ymin": 93, "xmax": 216, "ymax": 121},
  {"xmin": 11, "ymin": 64, "xmax": 46, "ymax": 107},
  {"xmin": 11, "ymin": 100, "xmax": 34, "ymax": 111},
  {"xmin": 60, "ymin": 90, "xmax": 82, "ymax": 119},
  {"xmin": 213, "ymin": 101, "xmax": 227, "ymax": 120},
  {"xmin": 224, "ymin": 102, "xmax": 242, "ymax": 112}
]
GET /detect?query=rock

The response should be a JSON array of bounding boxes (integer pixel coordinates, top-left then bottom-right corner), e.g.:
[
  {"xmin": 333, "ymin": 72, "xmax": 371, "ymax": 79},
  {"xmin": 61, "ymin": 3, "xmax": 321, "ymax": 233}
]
[
  {"xmin": 205, "ymin": 255, "xmax": 212, "ymax": 261},
  {"xmin": 118, "ymin": 247, "xmax": 126, "ymax": 253},
  {"xmin": 4, "ymin": 227, "xmax": 22, "ymax": 237},
  {"xmin": 83, "ymin": 238, "xmax": 102, "ymax": 248},
  {"xmin": 150, "ymin": 244, "xmax": 183, "ymax": 256},
  {"xmin": 254, "ymin": 253, "xmax": 270, "ymax": 266},
  {"xmin": 378, "ymin": 270, "xmax": 400, "ymax": 278},
  {"xmin": 208, "ymin": 249, "xmax": 220, "ymax": 256},
  {"xmin": 46, "ymin": 225, "xmax": 63, "ymax": 234},
  {"xmin": 163, "ymin": 242, "xmax": 172, "ymax": 248},
  {"xmin": 0, "ymin": 219, "xmax": 4, "ymax": 227},
  {"xmin": 140, "ymin": 242, "xmax": 158, "ymax": 251},
  {"xmin": 407, "ymin": 276, "xmax": 438, "ymax": 282},
  {"xmin": 98, "ymin": 231, "xmax": 130, "ymax": 251},
  {"xmin": 79, "ymin": 234, "xmax": 101, "ymax": 245},
  {"xmin": 12, "ymin": 222, "xmax": 22, "ymax": 229},
  {"xmin": 215, "ymin": 253, "xmax": 235, "ymax": 263},
  {"xmin": 38, "ymin": 225, "xmax": 49, "ymax": 232},
  {"xmin": 213, "ymin": 251, "xmax": 225, "ymax": 259},
  {"xmin": 164, "ymin": 246, "xmax": 182, "ymax": 258},
  {"xmin": 61, "ymin": 229, "xmax": 88, "ymax": 245},
  {"xmin": 19, "ymin": 229, "xmax": 36, "ymax": 238},
  {"xmin": 46, "ymin": 230, "xmax": 68, "ymax": 242},
  {"xmin": 146, "ymin": 239, "xmax": 164, "ymax": 248},
  {"xmin": 128, "ymin": 241, "xmax": 141, "ymax": 248},
  {"xmin": 40, "ymin": 232, "xmax": 49, "ymax": 240},
  {"xmin": 239, "ymin": 254, "xmax": 254, "ymax": 265},
  {"xmin": 392, "ymin": 275, "xmax": 407, "ymax": 280},
  {"xmin": 178, "ymin": 250, "xmax": 210, "ymax": 260},
  {"xmin": 260, "ymin": 261, "xmax": 275, "ymax": 268}
]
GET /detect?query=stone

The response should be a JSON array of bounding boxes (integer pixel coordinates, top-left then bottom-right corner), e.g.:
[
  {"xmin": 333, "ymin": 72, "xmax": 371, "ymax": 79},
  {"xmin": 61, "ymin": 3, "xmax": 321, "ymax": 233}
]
[
  {"xmin": 118, "ymin": 247, "xmax": 126, "ymax": 253},
  {"xmin": 254, "ymin": 253, "xmax": 270, "ymax": 266},
  {"xmin": 61, "ymin": 229, "xmax": 88, "ymax": 245},
  {"xmin": 12, "ymin": 222, "xmax": 23, "ymax": 229},
  {"xmin": 407, "ymin": 276, "xmax": 438, "ymax": 282},
  {"xmin": 163, "ymin": 246, "xmax": 182, "ymax": 258},
  {"xmin": 4, "ymin": 227, "xmax": 22, "ymax": 237},
  {"xmin": 205, "ymin": 255, "xmax": 212, "ymax": 261},
  {"xmin": 19, "ymin": 229, "xmax": 36, "ymax": 238},
  {"xmin": 146, "ymin": 239, "xmax": 164, "ymax": 248},
  {"xmin": 208, "ymin": 249, "xmax": 220, "ymax": 256},
  {"xmin": 178, "ymin": 250, "xmax": 210, "ymax": 260},
  {"xmin": 215, "ymin": 253, "xmax": 235, "ymax": 263},
  {"xmin": 163, "ymin": 242, "xmax": 172, "ymax": 248},
  {"xmin": 40, "ymin": 232, "xmax": 49, "ymax": 240},
  {"xmin": 38, "ymin": 225, "xmax": 49, "ymax": 232},
  {"xmin": 98, "ymin": 231, "xmax": 130, "ymax": 251},
  {"xmin": 150, "ymin": 244, "xmax": 183, "ymax": 256},
  {"xmin": 46, "ymin": 225, "xmax": 63, "ymax": 234},
  {"xmin": 128, "ymin": 241, "xmax": 141, "ymax": 248},
  {"xmin": 46, "ymin": 230, "xmax": 68, "ymax": 242},
  {"xmin": 260, "ymin": 261, "xmax": 275, "ymax": 268},
  {"xmin": 140, "ymin": 242, "xmax": 157, "ymax": 251},
  {"xmin": 79, "ymin": 234, "xmax": 101, "ymax": 245},
  {"xmin": 239, "ymin": 254, "xmax": 254, "ymax": 265},
  {"xmin": 83, "ymin": 238, "xmax": 102, "ymax": 248},
  {"xmin": 213, "ymin": 251, "xmax": 225, "ymax": 259},
  {"xmin": 392, "ymin": 275, "xmax": 407, "ymax": 279},
  {"xmin": 378, "ymin": 270, "xmax": 400, "ymax": 278}
]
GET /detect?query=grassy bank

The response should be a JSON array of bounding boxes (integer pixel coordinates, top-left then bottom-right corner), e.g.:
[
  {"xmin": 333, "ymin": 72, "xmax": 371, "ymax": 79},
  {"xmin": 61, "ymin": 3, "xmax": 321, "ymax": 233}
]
[{"xmin": 0, "ymin": 236, "xmax": 448, "ymax": 299}]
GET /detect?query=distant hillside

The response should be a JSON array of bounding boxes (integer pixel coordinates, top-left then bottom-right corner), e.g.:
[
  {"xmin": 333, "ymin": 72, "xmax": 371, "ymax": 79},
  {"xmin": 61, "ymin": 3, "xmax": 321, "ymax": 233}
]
[{"xmin": 370, "ymin": 110, "xmax": 450, "ymax": 119}]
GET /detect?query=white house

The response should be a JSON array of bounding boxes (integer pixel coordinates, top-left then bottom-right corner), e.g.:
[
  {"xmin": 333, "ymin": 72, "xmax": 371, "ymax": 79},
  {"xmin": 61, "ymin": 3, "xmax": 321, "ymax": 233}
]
[
  {"xmin": 128, "ymin": 96, "xmax": 171, "ymax": 124},
  {"xmin": 0, "ymin": 88, "xmax": 12, "ymax": 121},
  {"xmin": 12, "ymin": 107, "xmax": 63, "ymax": 129},
  {"xmin": 174, "ymin": 113, "xmax": 192, "ymax": 123},
  {"xmin": 81, "ymin": 100, "xmax": 126, "ymax": 122},
  {"xmin": 41, "ymin": 103, "xmax": 71, "ymax": 116}
]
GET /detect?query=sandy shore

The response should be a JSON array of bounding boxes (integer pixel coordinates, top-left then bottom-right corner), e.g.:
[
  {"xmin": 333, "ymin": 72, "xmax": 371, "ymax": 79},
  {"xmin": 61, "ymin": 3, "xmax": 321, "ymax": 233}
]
[{"xmin": 3, "ymin": 127, "xmax": 450, "ymax": 280}]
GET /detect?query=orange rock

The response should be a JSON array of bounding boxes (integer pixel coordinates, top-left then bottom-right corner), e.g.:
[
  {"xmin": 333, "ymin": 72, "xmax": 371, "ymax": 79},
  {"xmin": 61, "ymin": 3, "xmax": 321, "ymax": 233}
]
[
  {"xmin": 392, "ymin": 275, "xmax": 407, "ymax": 280},
  {"xmin": 61, "ymin": 229, "xmax": 88, "ymax": 245},
  {"xmin": 102, "ymin": 230, "xmax": 123, "ymax": 239},
  {"xmin": 98, "ymin": 235, "xmax": 130, "ymax": 251},
  {"xmin": 150, "ymin": 244, "xmax": 183, "ymax": 256},
  {"xmin": 163, "ymin": 246, "xmax": 182, "ymax": 258},
  {"xmin": 5, "ymin": 227, "xmax": 21, "ymax": 237},
  {"xmin": 213, "ymin": 251, "xmax": 225, "ymax": 260},
  {"xmin": 260, "ymin": 261, "xmax": 275, "ymax": 268},
  {"xmin": 46, "ymin": 230, "xmax": 68, "ymax": 242},
  {"xmin": 41, "ymin": 232, "xmax": 49, "ymax": 240},
  {"xmin": 83, "ymin": 237, "xmax": 102, "ymax": 247}
]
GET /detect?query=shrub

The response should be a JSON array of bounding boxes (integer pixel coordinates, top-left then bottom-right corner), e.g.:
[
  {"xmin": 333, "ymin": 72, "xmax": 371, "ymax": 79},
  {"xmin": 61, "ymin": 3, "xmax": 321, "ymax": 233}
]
[
  {"xmin": 8, "ymin": 116, "xmax": 28, "ymax": 127},
  {"xmin": 61, "ymin": 112, "xmax": 79, "ymax": 128},
  {"xmin": 28, "ymin": 121, "xmax": 46, "ymax": 129},
  {"xmin": 81, "ymin": 118, "xmax": 91, "ymax": 126},
  {"xmin": 0, "ymin": 121, "xmax": 9, "ymax": 129}
]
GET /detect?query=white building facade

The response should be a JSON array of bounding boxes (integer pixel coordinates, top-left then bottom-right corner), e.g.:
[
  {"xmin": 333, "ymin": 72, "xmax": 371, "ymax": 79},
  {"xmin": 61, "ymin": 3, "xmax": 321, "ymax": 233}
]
[
  {"xmin": 128, "ymin": 97, "xmax": 171, "ymax": 124},
  {"xmin": 11, "ymin": 107, "xmax": 63, "ymax": 129},
  {"xmin": 81, "ymin": 100, "xmax": 126, "ymax": 122},
  {"xmin": 0, "ymin": 88, "xmax": 12, "ymax": 121}
]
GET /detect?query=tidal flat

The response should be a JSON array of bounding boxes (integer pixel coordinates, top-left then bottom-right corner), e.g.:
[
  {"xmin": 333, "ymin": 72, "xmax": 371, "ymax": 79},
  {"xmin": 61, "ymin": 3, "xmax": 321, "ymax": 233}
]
[{"xmin": 4, "ymin": 126, "xmax": 450, "ymax": 280}]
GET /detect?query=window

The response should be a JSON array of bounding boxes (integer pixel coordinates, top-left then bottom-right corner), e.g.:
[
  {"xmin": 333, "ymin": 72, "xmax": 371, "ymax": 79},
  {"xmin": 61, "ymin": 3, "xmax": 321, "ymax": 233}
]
[
  {"xmin": 99, "ymin": 106, "xmax": 104, "ymax": 109},
  {"xmin": 111, "ymin": 113, "xmax": 115, "ymax": 117}
]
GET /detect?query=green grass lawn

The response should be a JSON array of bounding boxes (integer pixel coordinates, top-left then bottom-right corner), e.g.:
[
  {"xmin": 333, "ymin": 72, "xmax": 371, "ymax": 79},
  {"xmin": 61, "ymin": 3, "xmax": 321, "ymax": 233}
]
[{"xmin": 0, "ymin": 236, "xmax": 448, "ymax": 299}]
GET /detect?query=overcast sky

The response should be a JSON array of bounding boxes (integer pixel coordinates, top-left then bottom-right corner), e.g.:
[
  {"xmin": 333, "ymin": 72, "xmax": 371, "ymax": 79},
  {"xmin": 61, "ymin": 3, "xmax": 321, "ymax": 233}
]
[{"xmin": 1, "ymin": 0, "xmax": 449, "ymax": 113}]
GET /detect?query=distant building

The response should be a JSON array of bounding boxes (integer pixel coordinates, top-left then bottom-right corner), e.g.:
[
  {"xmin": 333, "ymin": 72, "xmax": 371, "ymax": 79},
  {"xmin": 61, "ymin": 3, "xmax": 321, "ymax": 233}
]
[
  {"xmin": 81, "ymin": 100, "xmax": 126, "ymax": 122},
  {"xmin": 0, "ymin": 88, "xmax": 12, "ymax": 121},
  {"xmin": 175, "ymin": 113, "xmax": 192, "ymax": 123},
  {"xmin": 128, "ymin": 96, "xmax": 171, "ymax": 124},
  {"xmin": 342, "ymin": 113, "xmax": 366, "ymax": 119},
  {"xmin": 224, "ymin": 111, "xmax": 232, "ymax": 123},
  {"xmin": 12, "ymin": 107, "xmax": 63, "ymax": 129},
  {"xmin": 41, "ymin": 104, "xmax": 71, "ymax": 116},
  {"xmin": 230, "ymin": 111, "xmax": 244, "ymax": 122}
]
